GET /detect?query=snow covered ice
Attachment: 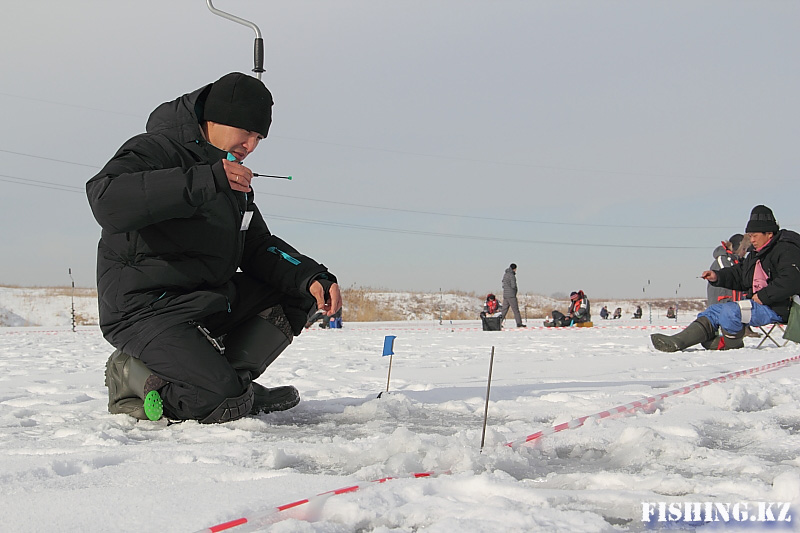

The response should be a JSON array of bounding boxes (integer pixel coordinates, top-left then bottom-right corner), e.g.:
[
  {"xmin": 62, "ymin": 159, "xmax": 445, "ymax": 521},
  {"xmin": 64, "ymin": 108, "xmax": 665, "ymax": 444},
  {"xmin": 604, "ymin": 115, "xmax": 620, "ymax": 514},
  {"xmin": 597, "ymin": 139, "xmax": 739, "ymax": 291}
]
[{"xmin": 2, "ymin": 314, "xmax": 800, "ymax": 532}]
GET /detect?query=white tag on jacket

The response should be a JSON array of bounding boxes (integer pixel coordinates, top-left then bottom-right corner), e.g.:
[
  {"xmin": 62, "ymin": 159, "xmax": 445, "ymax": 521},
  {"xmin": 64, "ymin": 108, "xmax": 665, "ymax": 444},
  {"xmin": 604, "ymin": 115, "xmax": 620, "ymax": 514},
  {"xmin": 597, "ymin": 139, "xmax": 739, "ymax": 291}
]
[{"xmin": 240, "ymin": 211, "xmax": 253, "ymax": 231}]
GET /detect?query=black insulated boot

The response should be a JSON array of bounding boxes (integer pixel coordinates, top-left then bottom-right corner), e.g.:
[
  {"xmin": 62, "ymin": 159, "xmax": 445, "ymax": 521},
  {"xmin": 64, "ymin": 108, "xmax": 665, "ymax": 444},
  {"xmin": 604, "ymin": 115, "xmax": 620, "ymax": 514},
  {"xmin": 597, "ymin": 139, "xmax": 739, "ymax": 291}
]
[
  {"xmin": 199, "ymin": 386, "xmax": 254, "ymax": 424},
  {"xmin": 651, "ymin": 317, "xmax": 715, "ymax": 352},
  {"xmin": 251, "ymin": 382, "xmax": 300, "ymax": 415}
]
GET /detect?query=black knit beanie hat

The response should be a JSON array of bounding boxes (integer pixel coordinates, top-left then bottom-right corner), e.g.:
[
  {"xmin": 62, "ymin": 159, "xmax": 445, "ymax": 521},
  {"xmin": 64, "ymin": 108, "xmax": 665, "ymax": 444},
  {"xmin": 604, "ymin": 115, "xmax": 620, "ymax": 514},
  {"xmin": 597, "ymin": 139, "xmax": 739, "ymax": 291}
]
[
  {"xmin": 745, "ymin": 205, "xmax": 779, "ymax": 233},
  {"xmin": 510, "ymin": 263, "xmax": 517, "ymax": 270},
  {"xmin": 203, "ymin": 72, "xmax": 273, "ymax": 137}
]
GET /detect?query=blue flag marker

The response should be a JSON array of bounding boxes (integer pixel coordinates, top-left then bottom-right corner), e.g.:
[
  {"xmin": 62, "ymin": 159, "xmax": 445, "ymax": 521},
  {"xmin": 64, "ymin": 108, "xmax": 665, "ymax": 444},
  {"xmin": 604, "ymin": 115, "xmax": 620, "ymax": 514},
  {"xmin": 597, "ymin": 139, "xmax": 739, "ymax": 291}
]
[
  {"xmin": 379, "ymin": 335, "xmax": 397, "ymax": 397},
  {"xmin": 382, "ymin": 335, "xmax": 396, "ymax": 356}
]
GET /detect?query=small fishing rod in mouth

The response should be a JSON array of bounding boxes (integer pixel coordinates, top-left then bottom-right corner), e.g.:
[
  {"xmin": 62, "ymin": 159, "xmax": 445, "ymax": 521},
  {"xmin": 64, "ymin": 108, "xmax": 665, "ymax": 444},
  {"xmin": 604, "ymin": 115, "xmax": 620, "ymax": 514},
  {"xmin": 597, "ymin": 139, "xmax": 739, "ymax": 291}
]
[
  {"xmin": 253, "ymin": 174, "xmax": 292, "ymax": 180},
  {"xmin": 226, "ymin": 154, "xmax": 292, "ymax": 180}
]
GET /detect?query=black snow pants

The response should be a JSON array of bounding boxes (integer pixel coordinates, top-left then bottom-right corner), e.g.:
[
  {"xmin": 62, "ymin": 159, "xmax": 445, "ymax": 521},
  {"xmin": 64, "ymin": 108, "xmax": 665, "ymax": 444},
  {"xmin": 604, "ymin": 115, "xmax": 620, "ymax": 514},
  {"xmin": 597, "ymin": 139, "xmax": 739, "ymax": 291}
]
[{"xmin": 136, "ymin": 273, "xmax": 314, "ymax": 420}]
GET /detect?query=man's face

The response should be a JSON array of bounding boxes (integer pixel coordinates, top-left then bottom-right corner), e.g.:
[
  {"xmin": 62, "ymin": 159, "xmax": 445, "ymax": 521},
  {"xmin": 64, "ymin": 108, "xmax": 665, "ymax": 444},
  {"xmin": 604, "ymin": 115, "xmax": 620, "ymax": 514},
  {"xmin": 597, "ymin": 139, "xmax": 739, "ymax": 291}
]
[
  {"xmin": 747, "ymin": 231, "xmax": 773, "ymax": 250},
  {"xmin": 206, "ymin": 122, "xmax": 263, "ymax": 161}
]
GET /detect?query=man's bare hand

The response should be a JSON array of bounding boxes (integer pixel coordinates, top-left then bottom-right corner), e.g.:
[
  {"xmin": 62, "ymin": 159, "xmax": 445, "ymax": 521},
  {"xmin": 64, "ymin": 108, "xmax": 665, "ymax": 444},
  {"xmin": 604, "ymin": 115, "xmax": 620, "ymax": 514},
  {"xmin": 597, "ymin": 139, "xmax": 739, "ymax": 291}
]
[
  {"xmin": 309, "ymin": 280, "xmax": 342, "ymax": 316},
  {"xmin": 701, "ymin": 270, "xmax": 718, "ymax": 282},
  {"xmin": 222, "ymin": 159, "xmax": 252, "ymax": 192}
]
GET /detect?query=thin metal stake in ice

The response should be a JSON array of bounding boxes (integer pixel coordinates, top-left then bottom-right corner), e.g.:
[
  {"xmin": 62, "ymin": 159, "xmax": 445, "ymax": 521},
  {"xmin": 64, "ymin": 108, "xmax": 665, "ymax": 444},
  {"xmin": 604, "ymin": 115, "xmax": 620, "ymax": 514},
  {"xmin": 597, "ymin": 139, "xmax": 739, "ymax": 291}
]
[{"xmin": 480, "ymin": 346, "xmax": 496, "ymax": 451}]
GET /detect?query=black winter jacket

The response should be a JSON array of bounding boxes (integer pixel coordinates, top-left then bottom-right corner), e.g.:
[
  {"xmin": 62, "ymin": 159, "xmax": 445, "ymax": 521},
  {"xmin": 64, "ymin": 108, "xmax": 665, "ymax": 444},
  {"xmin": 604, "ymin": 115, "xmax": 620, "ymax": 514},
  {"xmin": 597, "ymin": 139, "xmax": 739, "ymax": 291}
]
[
  {"xmin": 568, "ymin": 295, "xmax": 591, "ymax": 323},
  {"xmin": 86, "ymin": 83, "xmax": 334, "ymax": 356},
  {"xmin": 713, "ymin": 229, "xmax": 800, "ymax": 322},
  {"xmin": 502, "ymin": 268, "xmax": 517, "ymax": 299}
]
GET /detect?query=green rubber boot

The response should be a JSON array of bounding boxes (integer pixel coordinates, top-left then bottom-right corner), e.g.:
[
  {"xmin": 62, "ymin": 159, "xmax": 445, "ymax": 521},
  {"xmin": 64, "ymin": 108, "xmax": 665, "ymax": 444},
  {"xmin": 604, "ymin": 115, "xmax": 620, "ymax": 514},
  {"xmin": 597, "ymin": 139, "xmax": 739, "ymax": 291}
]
[
  {"xmin": 105, "ymin": 350, "xmax": 166, "ymax": 421},
  {"xmin": 701, "ymin": 327, "xmax": 746, "ymax": 350},
  {"xmin": 650, "ymin": 317, "xmax": 715, "ymax": 352}
]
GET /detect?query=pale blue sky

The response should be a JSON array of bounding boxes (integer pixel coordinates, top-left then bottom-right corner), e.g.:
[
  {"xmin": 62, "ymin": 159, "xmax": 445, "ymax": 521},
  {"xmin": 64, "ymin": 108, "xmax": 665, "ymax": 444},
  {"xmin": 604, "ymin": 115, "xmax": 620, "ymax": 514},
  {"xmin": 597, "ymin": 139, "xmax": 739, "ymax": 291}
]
[{"xmin": 1, "ymin": 1, "xmax": 798, "ymax": 298}]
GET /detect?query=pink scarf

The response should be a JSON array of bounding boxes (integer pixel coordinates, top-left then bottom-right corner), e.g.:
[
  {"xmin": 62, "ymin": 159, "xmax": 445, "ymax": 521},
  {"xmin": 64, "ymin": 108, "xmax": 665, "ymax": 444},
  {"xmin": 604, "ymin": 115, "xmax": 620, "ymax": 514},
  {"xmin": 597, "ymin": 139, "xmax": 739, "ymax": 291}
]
[
  {"xmin": 751, "ymin": 237, "xmax": 773, "ymax": 294},
  {"xmin": 753, "ymin": 260, "xmax": 768, "ymax": 293}
]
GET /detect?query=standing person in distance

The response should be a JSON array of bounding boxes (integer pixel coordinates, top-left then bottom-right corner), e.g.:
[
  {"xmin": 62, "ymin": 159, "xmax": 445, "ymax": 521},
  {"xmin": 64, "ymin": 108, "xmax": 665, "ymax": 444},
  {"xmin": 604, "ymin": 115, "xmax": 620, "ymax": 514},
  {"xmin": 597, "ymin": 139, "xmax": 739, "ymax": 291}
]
[
  {"xmin": 500, "ymin": 263, "xmax": 526, "ymax": 327},
  {"xmin": 86, "ymin": 72, "xmax": 342, "ymax": 424}
]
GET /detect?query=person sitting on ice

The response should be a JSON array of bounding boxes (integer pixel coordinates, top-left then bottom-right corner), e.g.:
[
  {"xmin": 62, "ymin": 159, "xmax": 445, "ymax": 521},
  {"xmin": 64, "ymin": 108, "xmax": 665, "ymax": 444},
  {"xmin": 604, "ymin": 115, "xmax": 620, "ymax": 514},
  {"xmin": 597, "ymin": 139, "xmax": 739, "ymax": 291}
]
[
  {"xmin": 480, "ymin": 293, "xmax": 502, "ymax": 318},
  {"xmin": 666, "ymin": 306, "xmax": 676, "ymax": 319},
  {"xmin": 599, "ymin": 305, "xmax": 609, "ymax": 319},
  {"xmin": 544, "ymin": 290, "xmax": 591, "ymax": 327},
  {"xmin": 612, "ymin": 307, "xmax": 622, "ymax": 319},
  {"xmin": 632, "ymin": 305, "xmax": 643, "ymax": 319},
  {"xmin": 651, "ymin": 205, "xmax": 800, "ymax": 352}
]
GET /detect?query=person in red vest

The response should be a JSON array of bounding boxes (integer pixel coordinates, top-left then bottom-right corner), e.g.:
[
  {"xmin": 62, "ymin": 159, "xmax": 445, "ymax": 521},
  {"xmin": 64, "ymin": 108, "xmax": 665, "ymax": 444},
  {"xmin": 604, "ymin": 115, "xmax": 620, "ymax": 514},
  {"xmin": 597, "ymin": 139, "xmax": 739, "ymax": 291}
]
[{"xmin": 483, "ymin": 293, "xmax": 501, "ymax": 316}]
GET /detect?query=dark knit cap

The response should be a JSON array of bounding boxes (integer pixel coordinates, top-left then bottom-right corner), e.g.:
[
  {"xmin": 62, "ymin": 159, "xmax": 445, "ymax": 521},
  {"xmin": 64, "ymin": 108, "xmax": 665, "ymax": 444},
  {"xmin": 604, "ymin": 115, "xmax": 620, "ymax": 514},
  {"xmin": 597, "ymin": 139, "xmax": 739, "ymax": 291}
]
[
  {"xmin": 510, "ymin": 263, "xmax": 517, "ymax": 270},
  {"xmin": 745, "ymin": 205, "xmax": 779, "ymax": 233},
  {"xmin": 203, "ymin": 72, "xmax": 273, "ymax": 137},
  {"xmin": 728, "ymin": 233, "xmax": 744, "ymax": 250}
]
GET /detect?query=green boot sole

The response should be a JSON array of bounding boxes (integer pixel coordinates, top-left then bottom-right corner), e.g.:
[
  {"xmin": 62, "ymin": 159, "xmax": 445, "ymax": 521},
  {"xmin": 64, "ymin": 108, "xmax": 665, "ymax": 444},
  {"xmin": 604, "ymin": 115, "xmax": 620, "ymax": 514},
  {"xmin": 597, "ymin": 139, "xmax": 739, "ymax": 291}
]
[{"xmin": 143, "ymin": 390, "xmax": 163, "ymax": 421}]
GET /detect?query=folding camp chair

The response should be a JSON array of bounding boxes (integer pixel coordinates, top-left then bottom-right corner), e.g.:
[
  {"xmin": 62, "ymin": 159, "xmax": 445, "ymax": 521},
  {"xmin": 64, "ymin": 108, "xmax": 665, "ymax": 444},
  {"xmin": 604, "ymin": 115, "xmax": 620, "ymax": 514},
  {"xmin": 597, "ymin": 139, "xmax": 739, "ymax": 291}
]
[
  {"xmin": 757, "ymin": 295, "xmax": 800, "ymax": 348},
  {"xmin": 756, "ymin": 323, "xmax": 788, "ymax": 348}
]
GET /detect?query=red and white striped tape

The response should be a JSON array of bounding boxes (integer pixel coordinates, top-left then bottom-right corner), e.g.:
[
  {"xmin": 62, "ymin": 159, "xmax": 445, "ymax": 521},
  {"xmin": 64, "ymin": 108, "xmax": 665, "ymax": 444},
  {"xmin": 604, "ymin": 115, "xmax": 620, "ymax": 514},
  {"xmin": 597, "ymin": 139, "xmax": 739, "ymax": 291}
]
[
  {"xmin": 0, "ymin": 324, "xmax": 685, "ymax": 335},
  {"xmin": 506, "ymin": 354, "xmax": 800, "ymax": 448},
  {"xmin": 0, "ymin": 328, "xmax": 99, "ymax": 335},
  {"xmin": 305, "ymin": 325, "xmax": 686, "ymax": 333},
  {"xmin": 194, "ymin": 355, "xmax": 800, "ymax": 531},
  {"xmin": 194, "ymin": 472, "xmax": 440, "ymax": 533}
]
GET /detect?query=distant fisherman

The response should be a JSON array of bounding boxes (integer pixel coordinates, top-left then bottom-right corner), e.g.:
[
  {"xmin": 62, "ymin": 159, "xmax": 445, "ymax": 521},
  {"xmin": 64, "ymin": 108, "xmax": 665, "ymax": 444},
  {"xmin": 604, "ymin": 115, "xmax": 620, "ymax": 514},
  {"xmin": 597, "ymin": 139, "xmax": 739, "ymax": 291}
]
[{"xmin": 87, "ymin": 73, "xmax": 341, "ymax": 423}]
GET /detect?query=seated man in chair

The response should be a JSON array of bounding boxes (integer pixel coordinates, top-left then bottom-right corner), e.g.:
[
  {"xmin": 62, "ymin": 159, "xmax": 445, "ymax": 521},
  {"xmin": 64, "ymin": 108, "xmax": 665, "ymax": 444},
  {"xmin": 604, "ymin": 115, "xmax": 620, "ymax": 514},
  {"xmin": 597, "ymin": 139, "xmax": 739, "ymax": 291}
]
[{"xmin": 651, "ymin": 205, "xmax": 800, "ymax": 352}]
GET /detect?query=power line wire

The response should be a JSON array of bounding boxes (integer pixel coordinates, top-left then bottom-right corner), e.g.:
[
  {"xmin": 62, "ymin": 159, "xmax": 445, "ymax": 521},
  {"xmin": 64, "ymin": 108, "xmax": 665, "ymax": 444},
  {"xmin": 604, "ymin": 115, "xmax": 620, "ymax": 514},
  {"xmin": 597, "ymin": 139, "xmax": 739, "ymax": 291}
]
[
  {"xmin": 0, "ymin": 147, "xmax": 714, "ymax": 229},
  {"xmin": 0, "ymin": 91, "xmax": 765, "ymax": 182},
  {"xmin": 0, "ymin": 149, "xmax": 99, "ymax": 168},
  {"xmin": 260, "ymin": 192, "xmax": 743, "ymax": 230},
  {"xmin": 265, "ymin": 213, "xmax": 711, "ymax": 250},
  {"xmin": 0, "ymin": 175, "xmax": 83, "ymax": 193},
  {"xmin": 0, "ymin": 147, "xmax": 793, "ymax": 231},
  {"xmin": 0, "ymin": 91, "xmax": 141, "ymax": 118},
  {"xmin": 275, "ymin": 135, "xmax": 739, "ymax": 182},
  {"xmin": 3, "ymin": 167, "xmax": 704, "ymax": 248}
]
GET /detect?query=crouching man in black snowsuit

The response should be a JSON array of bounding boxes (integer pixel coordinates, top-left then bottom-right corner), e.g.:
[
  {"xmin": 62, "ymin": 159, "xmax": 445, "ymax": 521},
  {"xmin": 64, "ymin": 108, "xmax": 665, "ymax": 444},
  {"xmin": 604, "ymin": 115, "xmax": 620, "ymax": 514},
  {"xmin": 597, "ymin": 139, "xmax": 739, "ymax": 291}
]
[
  {"xmin": 651, "ymin": 205, "xmax": 800, "ymax": 352},
  {"xmin": 86, "ymin": 72, "xmax": 342, "ymax": 423}
]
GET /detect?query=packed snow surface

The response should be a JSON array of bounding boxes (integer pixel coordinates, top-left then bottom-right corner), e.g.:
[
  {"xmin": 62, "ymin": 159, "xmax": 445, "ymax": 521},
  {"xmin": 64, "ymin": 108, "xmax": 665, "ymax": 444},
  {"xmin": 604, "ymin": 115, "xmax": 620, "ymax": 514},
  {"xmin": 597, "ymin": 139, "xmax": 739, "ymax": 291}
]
[{"xmin": 2, "ymin": 314, "xmax": 800, "ymax": 532}]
